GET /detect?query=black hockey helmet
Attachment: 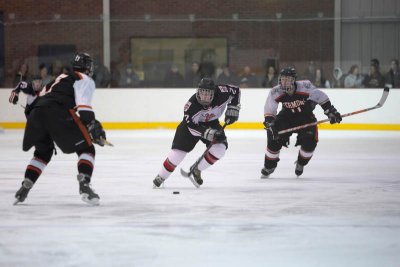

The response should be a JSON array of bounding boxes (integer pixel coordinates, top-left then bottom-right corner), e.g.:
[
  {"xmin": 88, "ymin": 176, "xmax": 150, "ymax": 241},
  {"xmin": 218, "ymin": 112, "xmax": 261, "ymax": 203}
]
[
  {"xmin": 279, "ymin": 66, "xmax": 297, "ymax": 94},
  {"xmin": 72, "ymin": 52, "xmax": 94, "ymax": 76},
  {"xmin": 196, "ymin": 78, "xmax": 216, "ymax": 107}
]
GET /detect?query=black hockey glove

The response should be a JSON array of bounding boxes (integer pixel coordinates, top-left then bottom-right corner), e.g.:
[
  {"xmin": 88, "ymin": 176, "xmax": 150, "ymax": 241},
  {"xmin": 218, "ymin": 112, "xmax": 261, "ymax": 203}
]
[
  {"xmin": 202, "ymin": 128, "xmax": 226, "ymax": 143},
  {"xmin": 324, "ymin": 105, "xmax": 342, "ymax": 124},
  {"xmin": 9, "ymin": 89, "xmax": 19, "ymax": 104},
  {"xmin": 263, "ymin": 118, "xmax": 279, "ymax": 141},
  {"xmin": 86, "ymin": 120, "xmax": 106, "ymax": 146},
  {"xmin": 224, "ymin": 105, "xmax": 240, "ymax": 125}
]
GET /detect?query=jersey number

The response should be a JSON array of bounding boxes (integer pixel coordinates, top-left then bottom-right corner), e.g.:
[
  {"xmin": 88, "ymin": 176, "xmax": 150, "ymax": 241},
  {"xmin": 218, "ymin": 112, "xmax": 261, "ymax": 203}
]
[{"xmin": 291, "ymin": 107, "xmax": 302, "ymax": 113}]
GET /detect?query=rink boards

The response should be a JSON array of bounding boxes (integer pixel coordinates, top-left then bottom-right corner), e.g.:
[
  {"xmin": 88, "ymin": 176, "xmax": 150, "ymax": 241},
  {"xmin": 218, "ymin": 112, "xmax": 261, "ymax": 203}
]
[{"xmin": 1, "ymin": 88, "xmax": 399, "ymax": 131}]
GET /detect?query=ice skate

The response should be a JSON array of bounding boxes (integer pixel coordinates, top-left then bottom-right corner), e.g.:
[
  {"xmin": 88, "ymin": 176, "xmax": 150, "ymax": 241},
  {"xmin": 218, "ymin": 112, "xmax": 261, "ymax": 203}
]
[
  {"xmin": 153, "ymin": 175, "xmax": 165, "ymax": 188},
  {"xmin": 260, "ymin": 167, "xmax": 275, "ymax": 179},
  {"xmin": 77, "ymin": 174, "xmax": 100, "ymax": 206},
  {"xmin": 190, "ymin": 165, "xmax": 203, "ymax": 187},
  {"xmin": 184, "ymin": 165, "xmax": 203, "ymax": 188},
  {"xmin": 295, "ymin": 161, "xmax": 304, "ymax": 177},
  {"xmin": 14, "ymin": 178, "xmax": 34, "ymax": 205}
]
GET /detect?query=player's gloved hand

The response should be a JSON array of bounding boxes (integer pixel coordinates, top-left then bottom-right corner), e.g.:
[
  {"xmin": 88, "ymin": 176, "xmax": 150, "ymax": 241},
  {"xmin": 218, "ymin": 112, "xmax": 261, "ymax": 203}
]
[
  {"xmin": 303, "ymin": 99, "xmax": 317, "ymax": 113},
  {"xmin": 202, "ymin": 128, "xmax": 226, "ymax": 143},
  {"xmin": 324, "ymin": 105, "xmax": 342, "ymax": 124},
  {"xmin": 263, "ymin": 118, "xmax": 279, "ymax": 141},
  {"xmin": 224, "ymin": 105, "xmax": 240, "ymax": 125},
  {"xmin": 280, "ymin": 134, "xmax": 290, "ymax": 148},
  {"xmin": 86, "ymin": 119, "xmax": 106, "ymax": 146},
  {"xmin": 9, "ymin": 90, "xmax": 19, "ymax": 104}
]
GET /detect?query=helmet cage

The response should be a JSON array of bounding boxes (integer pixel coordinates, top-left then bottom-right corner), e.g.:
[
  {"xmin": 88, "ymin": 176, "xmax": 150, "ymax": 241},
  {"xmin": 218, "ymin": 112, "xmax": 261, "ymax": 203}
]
[
  {"xmin": 279, "ymin": 75, "xmax": 296, "ymax": 93},
  {"xmin": 279, "ymin": 67, "xmax": 297, "ymax": 94},
  {"xmin": 196, "ymin": 87, "xmax": 215, "ymax": 106}
]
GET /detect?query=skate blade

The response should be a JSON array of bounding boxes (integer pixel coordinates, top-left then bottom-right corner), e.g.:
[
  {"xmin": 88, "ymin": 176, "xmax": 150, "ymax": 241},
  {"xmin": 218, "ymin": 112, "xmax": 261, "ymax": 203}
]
[
  {"xmin": 180, "ymin": 168, "xmax": 190, "ymax": 177},
  {"xmin": 13, "ymin": 198, "xmax": 21, "ymax": 205},
  {"xmin": 260, "ymin": 174, "xmax": 270, "ymax": 179},
  {"xmin": 81, "ymin": 194, "xmax": 100, "ymax": 206},
  {"xmin": 153, "ymin": 183, "xmax": 165, "ymax": 189}
]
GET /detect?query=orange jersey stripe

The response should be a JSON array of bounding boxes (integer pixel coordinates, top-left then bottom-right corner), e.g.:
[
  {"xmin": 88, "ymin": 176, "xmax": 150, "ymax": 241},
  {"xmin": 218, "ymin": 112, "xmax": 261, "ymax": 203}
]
[{"xmin": 68, "ymin": 109, "xmax": 93, "ymax": 146}]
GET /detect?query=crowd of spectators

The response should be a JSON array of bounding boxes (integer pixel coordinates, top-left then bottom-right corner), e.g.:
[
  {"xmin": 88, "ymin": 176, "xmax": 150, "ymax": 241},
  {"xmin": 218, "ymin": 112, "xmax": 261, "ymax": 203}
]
[{"xmin": 6, "ymin": 56, "xmax": 400, "ymax": 89}]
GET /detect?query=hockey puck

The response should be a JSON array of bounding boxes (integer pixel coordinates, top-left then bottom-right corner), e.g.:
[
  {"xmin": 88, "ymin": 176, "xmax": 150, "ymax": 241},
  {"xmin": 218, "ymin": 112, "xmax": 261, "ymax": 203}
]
[{"xmin": 173, "ymin": 191, "xmax": 180, "ymax": 194}]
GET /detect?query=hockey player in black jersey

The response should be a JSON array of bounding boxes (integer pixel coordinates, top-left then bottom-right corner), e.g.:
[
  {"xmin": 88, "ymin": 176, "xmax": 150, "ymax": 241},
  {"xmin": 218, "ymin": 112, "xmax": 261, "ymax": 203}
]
[
  {"xmin": 10, "ymin": 52, "xmax": 106, "ymax": 205},
  {"xmin": 262, "ymin": 66, "xmax": 342, "ymax": 178},
  {"xmin": 153, "ymin": 78, "xmax": 241, "ymax": 188}
]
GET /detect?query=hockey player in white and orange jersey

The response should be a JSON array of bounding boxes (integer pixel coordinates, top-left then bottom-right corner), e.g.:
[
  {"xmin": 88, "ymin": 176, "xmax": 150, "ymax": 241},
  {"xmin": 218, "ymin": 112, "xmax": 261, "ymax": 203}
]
[
  {"xmin": 9, "ymin": 52, "xmax": 106, "ymax": 205},
  {"xmin": 262, "ymin": 66, "xmax": 342, "ymax": 178}
]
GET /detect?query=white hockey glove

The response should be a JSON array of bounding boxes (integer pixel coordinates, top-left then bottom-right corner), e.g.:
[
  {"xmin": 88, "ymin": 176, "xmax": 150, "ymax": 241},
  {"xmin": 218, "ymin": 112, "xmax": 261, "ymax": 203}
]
[
  {"xmin": 224, "ymin": 105, "xmax": 240, "ymax": 125},
  {"xmin": 202, "ymin": 128, "xmax": 226, "ymax": 143}
]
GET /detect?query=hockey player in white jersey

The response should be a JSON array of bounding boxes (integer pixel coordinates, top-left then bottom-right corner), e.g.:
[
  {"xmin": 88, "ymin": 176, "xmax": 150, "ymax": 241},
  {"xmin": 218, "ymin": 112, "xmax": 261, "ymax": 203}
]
[
  {"xmin": 262, "ymin": 66, "xmax": 342, "ymax": 178},
  {"xmin": 153, "ymin": 78, "xmax": 241, "ymax": 188}
]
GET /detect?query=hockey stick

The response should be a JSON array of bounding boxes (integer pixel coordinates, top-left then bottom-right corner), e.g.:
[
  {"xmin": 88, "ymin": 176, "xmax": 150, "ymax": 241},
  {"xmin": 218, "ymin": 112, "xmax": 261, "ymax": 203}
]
[
  {"xmin": 278, "ymin": 87, "xmax": 390, "ymax": 135},
  {"xmin": 100, "ymin": 136, "xmax": 114, "ymax": 147},
  {"xmin": 180, "ymin": 121, "xmax": 229, "ymax": 185}
]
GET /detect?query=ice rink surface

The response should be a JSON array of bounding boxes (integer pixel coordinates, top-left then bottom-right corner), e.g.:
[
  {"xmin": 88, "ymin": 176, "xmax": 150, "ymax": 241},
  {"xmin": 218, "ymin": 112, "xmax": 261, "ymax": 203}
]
[{"xmin": 1, "ymin": 129, "xmax": 400, "ymax": 267}]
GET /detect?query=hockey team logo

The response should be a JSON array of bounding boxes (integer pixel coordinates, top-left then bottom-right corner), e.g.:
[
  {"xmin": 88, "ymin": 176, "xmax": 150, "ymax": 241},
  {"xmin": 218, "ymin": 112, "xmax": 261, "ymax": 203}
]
[{"xmin": 204, "ymin": 113, "xmax": 216, "ymax": 122}]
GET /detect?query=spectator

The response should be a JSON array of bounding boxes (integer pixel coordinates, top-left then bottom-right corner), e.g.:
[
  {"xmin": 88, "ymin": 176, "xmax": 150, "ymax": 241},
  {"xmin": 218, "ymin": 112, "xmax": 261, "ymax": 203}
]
[
  {"xmin": 62, "ymin": 65, "xmax": 71, "ymax": 74},
  {"xmin": 13, "ymin": 62, "xmax": 32, "ymax": 86},
  {"xmin": 239, "ymin": 66, "xmax": 258, "ymax": 88},
  {"xmin": 261, "ymin": 65, "xmax": 278, "ymax": 88},
  {"xmin": 93, "ymin": 55, "xmax": 111, "ymax": 88},
  {"xmin": 51, "ymin": 59, "xmax": 63, "ymax": 77},
  {"xmin": 184, "ymin": 62, "xmax": 201, "ymax": 87},
  {"xmin": 331, "ymin": 67, "xmax": 344, "ymax": 88},
  {"xmin": 110, "ymin": 60, "xmax": 121, "ymax": 88},
  {"xmin": 385, "ymin": 59, "xmax": 400, "ymax": 88},
  {"xmin": 302, "ymin": 61, "xmax": 316, "ymax": 81},
  {"xmin": 39, "ymin": 64, "xmax": 53, "ymax": 86},
  {"xmin": 164, "ymin": 64, "xmax": 184, "ymax": 88},
  {"xmin": 119, "ymin": 63, "xmax": 140, "ymax": 88},
  {"xmin": 199, "ymin": 50, "xmax": 216, "ymax": 79},
  {"xmin": 344, "ymin": 65, "xmax": 363, "ymax": 88},
  {"xmin": 313, "ymin": 68, "xmax": 330, "ymax": 88},
  {"xmin": 363, "ymin": 62, "xmax": 385, "ymax": 88},
  {"xmin": 217, "ymin": 64, "xmax": 239, "ymax": 86}
]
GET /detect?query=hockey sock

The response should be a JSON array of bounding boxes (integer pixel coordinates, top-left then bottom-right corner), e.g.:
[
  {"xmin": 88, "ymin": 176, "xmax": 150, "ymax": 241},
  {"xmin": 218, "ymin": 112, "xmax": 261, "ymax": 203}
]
[
  {"xmin": 25, "ymin": 157, "xmax": 48, "ymax": 183},
  {"xmin": 264, "ymin": 147, "xmax": 280, "ymax": 169},
  {"xmin": 77, "ymin": 146, "xmax": 96, "ymax": 181},
  {"xmin": 24, "ymin": 149, "xmax": 53, "ymax": 183},
  {"xmin": 297, "ymin": 148, "xmax": 314, "ymax": 166},
  {"xmin": 198, "ymin": 143, "xmax": 226, "ymax": 171},
  {"xmin": 158, "ymin": 149, "xmax": 187, "ymax": 179}
]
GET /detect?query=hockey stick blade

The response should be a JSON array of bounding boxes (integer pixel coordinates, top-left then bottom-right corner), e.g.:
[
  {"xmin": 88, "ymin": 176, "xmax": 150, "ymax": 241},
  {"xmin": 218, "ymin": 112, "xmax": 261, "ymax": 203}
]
[
  {"xmin": 100, "ymin": 137, "xmax": 114, "ymax": 147},
  {"xmin": 180, "ymin": 168, "xmax": 201, "ymax": 188},
  {"xmin": 278, "ymin": 87, "xmax": 390, "ymax": 135},
  {"xmin": 180, "ymin": 168, "xmax": 191, "ymax": 178}
]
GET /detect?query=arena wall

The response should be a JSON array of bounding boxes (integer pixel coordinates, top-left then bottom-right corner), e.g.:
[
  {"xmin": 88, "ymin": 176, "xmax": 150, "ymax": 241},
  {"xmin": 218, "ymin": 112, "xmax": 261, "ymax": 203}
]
[{"xmin": 1, "ymin": 88, "xmax": 399, "ymax": 131}]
